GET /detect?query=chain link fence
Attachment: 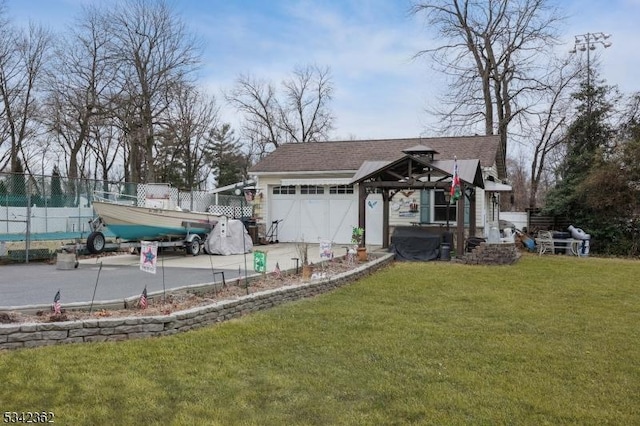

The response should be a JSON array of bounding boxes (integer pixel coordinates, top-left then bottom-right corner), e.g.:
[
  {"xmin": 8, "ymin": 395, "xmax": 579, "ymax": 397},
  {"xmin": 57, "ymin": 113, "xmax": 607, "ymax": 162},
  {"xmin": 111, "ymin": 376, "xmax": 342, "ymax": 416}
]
[{"xmin": 0, "ymin": 172, "xmax": 253, "ymax": 263}]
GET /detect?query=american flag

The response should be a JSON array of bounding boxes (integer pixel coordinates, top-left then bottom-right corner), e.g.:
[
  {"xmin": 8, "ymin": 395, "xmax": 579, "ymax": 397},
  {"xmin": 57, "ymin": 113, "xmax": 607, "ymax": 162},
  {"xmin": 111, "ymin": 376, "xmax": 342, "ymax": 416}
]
[
  {"xmin": 273, "ymin": 262, "xmax": 282, "ymax": 279},
  {"xmin": 139, "ymin": 286, "xmax": 148, "ymax": 309},
  {"xmin": 450, "ymin": 156, "xmax": 462, "ymax": 203},
  {"xmin": 53, "ymin": 290, "xmax": 61, "ymax": 314}
]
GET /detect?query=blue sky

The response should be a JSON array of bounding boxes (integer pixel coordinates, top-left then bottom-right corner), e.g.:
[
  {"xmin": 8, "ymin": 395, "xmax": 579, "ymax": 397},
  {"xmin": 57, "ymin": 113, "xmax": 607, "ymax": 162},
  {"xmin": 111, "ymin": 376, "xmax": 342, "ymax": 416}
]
[{"xmin": 7, "ymin": 0, "xmax": 640, "ymax": 141}]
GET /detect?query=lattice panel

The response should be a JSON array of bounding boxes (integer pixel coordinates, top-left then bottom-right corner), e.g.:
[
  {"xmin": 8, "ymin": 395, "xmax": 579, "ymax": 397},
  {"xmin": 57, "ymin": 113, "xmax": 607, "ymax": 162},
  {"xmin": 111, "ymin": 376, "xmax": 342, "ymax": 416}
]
[
  {"xmin": 136, "ymin": 184, "xmax": 178, "ymax": 207},
  {"xmin": 208, "ymin": 205, "xmax": 253, "ymax": 218}
]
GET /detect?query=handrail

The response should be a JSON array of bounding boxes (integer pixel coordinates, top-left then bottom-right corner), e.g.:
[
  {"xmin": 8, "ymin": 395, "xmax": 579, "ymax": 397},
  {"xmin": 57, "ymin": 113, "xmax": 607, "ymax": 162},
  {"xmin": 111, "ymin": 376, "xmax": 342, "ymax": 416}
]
[{"xmin": 92, "ymin": 191, "xmax": 137, "ymax": 205}]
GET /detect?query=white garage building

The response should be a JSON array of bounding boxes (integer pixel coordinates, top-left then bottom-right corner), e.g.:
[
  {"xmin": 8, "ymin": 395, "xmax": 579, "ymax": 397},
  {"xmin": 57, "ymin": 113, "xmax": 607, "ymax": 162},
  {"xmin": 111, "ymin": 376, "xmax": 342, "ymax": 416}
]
[{"xmin": 249, "ymin": 136, "xmax": 510, "ymax": 247}]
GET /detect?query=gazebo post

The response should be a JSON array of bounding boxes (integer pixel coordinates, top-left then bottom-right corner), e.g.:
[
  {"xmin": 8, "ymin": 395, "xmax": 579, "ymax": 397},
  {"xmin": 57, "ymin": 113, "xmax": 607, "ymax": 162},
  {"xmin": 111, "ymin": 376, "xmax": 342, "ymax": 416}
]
[
  {"xmin": 468, "ymin": 188, "xmax": 476, "ymax": 236},
  {"xmin": 358, "ymin": 182, "xmax": 367, "ymax": 244},
  {"xmin": 382, "ymin": 189, "xmax": 390, "ymax": 248}
]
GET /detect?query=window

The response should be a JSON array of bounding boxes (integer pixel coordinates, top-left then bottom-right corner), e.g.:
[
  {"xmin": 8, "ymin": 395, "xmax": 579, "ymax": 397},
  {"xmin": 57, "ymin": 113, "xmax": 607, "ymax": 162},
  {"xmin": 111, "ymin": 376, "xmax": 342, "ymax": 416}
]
[
  {"xmin": 329, "ymin": 185, "xmax": 354, "ymax": 194},
  {"xmin": 433, "ymin": 190, "xmax": 457, "ymax": 222},
  {"xmin": 300, "ymin": 185, "xmax": 324, "ymax": 194},
  {"xmin": 273, "ymin": 185, "xmax": 296, "ymax": 195}
]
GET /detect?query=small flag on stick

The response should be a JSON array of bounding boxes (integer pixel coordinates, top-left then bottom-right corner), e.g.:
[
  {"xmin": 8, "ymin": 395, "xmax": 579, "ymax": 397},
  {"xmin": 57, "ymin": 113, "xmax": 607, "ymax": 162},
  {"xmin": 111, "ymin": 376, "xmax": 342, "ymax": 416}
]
[
  {"xmin": 139, "ymin": 286, "xmax": 148, "ymax": 309},
  {"xmin": 273, "ymin": 262, "xmax": 282, "ymax": 279},
  {"xmin": 53, "ymin": 290, "xmax": 61, "ymax": 314}
]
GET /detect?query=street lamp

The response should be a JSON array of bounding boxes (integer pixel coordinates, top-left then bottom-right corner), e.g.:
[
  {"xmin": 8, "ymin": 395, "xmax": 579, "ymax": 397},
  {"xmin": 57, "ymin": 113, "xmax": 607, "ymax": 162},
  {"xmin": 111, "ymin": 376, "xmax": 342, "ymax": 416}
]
[{"xmin": 491, "ymin": 193, "xmax": 498, "ymax": 222}]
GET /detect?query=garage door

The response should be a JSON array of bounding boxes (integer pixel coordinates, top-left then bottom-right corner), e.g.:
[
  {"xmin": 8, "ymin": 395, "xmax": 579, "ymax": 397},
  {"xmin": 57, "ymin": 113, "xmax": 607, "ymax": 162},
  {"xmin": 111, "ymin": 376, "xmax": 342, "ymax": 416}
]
[{"xmin": 270, "ymin": 187, "xmax": 357, "ymax": 244}]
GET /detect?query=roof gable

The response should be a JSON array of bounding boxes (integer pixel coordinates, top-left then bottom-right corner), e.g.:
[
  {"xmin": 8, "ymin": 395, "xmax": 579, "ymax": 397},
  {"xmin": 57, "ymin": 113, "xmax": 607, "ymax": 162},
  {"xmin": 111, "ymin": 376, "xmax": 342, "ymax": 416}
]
[
  {"xmin": 350, "ymin": 157, "xmax": 484, "ymax": 189},
  {"xmin": 249, "ymin": 135, "xmax": 501, "ymax": 175}
]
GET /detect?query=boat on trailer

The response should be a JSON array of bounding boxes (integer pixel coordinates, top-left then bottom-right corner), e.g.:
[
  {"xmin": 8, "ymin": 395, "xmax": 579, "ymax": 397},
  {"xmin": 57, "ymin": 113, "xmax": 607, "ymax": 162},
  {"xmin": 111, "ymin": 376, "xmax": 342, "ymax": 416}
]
[{"xmin": 86, "ymin": 189, "xmax": 221, "ymax": 256}]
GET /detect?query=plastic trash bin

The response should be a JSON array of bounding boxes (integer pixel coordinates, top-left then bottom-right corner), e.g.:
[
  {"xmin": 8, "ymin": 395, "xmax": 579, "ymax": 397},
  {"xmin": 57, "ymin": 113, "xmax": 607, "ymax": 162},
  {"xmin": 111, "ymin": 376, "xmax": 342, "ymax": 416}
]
[{"xmin": 440, "ymin": 243, "xmax": 451, "ymax": 261}]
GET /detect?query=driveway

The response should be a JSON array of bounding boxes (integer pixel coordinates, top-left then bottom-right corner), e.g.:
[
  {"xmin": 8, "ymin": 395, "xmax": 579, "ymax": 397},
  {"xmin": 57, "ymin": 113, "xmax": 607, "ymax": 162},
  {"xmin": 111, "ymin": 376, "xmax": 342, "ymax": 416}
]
[{"xmin": 0, "ymin": 243, "xmax": 332, "ymax": 308}]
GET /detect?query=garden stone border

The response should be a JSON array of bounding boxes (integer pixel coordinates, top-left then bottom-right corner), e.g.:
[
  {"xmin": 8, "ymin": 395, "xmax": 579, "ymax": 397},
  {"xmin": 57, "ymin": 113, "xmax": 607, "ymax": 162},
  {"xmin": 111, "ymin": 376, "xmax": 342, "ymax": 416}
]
[{"xmin": 0, "ymin": 253, "xmax": 394, "ymax": 350}]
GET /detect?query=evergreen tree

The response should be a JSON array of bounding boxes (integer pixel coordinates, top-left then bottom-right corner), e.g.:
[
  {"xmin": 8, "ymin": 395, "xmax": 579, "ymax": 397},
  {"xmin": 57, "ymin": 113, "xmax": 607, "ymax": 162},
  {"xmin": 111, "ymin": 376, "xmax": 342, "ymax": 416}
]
[
  {"xmin": 544, "ymin": 78, "xmax": 615, "ymax": 222},
  {"xmin": 50, "ymin": 165, "xmax": 65, "ymax": 207},
  {"xmin": 206, "ymin": 124, "xmax": 248, "ymax": 187}
]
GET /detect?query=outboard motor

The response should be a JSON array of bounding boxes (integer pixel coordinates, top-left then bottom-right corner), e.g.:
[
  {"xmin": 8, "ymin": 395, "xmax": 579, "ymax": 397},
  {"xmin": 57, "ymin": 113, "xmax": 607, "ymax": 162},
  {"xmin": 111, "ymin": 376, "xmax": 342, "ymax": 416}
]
[{"xmin": 568, "ymin": 225, "xmax": 590, "ymax": 256}]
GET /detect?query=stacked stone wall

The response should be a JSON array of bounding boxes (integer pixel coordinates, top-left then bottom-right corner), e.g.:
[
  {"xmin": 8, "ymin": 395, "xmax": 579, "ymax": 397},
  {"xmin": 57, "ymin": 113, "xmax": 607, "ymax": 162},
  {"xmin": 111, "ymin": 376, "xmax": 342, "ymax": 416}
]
[
  {"xmin": 458, "ymin": 242, "xmax": 520, "ymax": 265},
  {"xmin": 0, "ymin": 254, "xmax": 393, "ymax": 350}
]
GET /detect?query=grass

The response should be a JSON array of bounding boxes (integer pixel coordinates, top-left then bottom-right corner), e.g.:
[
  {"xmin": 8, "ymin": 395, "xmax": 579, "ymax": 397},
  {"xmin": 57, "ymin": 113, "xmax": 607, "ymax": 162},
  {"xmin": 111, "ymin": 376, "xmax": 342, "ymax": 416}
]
[{"xmin": 1, "ymin": 254, "xmax": 639, "ymax": 425}]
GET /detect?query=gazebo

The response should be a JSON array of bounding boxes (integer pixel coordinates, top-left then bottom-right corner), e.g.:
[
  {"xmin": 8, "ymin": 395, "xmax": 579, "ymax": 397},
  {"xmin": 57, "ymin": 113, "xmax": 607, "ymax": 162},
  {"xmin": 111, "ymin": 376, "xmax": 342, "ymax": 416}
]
[{"xmin": 350, "ymin": 145, "xmax": 485, "ymax": 254}]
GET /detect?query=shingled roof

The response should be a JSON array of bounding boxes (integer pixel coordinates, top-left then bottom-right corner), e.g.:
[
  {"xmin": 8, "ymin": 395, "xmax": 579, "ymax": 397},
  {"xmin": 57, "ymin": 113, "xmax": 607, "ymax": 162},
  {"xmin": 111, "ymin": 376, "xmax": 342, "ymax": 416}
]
[{"xmin": 249, "ymin": 135, "xmax": 501, "ymax": 174}]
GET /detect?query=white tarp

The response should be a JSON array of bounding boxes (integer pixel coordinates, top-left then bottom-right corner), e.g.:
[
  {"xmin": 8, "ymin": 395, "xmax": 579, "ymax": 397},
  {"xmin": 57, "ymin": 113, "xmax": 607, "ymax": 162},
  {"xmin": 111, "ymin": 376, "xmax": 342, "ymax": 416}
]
[{"xmin": 204, "ymin": 217, "xmax": 253, "ymax": 255}]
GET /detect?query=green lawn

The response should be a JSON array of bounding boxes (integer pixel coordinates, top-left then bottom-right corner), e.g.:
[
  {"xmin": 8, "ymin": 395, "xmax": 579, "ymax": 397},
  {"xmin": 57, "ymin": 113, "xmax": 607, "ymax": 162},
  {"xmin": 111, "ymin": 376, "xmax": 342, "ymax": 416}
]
[{"xmin": 1, "ymin": 254, "xmax": 639, "ymax": 425}]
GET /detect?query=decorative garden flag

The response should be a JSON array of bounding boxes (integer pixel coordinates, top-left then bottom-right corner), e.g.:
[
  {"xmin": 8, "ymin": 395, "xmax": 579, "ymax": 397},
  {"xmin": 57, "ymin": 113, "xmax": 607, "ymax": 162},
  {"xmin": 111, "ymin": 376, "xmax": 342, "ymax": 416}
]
[
  {"xmin": 450, "ymin": 157, "xmax": 462, "ymax": 204},
  {"xmin": 254, "ymin": 250, "xmax": 266, "ymax": 273},
  {"xmin": 320, "ymin": 240, "xmax": 333, "ymax": 259},
  {"xmin": 140, "ymin": 241, "xmax": 158, "ymax": 274},
  {"xmin": 53, "ymin": 290, "xmax": 61, "ymax": 314}
]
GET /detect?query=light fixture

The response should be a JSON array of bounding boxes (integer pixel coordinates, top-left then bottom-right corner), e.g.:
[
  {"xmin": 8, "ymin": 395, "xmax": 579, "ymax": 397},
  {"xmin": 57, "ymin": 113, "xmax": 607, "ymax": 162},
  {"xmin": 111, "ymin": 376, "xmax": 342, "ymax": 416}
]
[{"xmin": 570, "ymin": 31, "xmax": 613, "ymax": 112}]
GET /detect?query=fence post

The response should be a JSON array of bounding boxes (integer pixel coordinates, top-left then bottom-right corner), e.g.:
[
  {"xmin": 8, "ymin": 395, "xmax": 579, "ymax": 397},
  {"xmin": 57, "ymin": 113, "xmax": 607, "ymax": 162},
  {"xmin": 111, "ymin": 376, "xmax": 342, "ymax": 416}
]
[{"xmin": 25, "ymin": 180, "xmax": 32, "ymax": 264}]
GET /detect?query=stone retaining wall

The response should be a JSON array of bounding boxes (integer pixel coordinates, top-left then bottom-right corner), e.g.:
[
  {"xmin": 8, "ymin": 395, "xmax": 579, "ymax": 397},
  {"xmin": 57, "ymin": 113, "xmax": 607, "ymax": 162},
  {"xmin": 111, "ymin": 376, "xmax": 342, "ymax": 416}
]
[
  {"xmin": 0, "ymin": 254, "xmax": 394, "ymax": 350},
  {"xmin": 458, "ymin": 242, "xmax": 520, "ymax": 265}
]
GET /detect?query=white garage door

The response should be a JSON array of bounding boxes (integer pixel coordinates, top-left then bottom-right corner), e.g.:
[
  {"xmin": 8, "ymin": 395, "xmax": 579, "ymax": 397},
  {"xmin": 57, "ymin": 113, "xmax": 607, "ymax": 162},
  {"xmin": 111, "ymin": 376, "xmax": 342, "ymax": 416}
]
[{"xmin": 270, "ymin": 188, "xmax": 358, "ymax": 244}]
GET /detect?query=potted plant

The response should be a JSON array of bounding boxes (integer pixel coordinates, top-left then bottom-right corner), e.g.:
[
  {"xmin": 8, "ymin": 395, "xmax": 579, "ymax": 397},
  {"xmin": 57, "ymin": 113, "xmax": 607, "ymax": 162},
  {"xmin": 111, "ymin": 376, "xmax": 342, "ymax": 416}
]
[{"xmin": 351, "ymin": 226, "xmax": 367, "ymax": 261}]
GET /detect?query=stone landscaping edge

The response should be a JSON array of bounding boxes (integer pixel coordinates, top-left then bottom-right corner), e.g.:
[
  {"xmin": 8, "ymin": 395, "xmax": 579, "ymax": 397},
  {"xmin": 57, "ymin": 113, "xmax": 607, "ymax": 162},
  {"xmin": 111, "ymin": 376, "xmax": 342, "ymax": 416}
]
[{"xmin": 0, "ymin": 253, "xmax": 394, "ymax": 350}]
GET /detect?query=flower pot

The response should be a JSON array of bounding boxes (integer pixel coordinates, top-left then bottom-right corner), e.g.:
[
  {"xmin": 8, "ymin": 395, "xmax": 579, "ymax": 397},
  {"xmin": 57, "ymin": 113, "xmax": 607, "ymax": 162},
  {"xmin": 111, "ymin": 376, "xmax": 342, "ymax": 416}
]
[{"xmin": 356, "ymin": 247, "xmax": 367, "ymax": 262}]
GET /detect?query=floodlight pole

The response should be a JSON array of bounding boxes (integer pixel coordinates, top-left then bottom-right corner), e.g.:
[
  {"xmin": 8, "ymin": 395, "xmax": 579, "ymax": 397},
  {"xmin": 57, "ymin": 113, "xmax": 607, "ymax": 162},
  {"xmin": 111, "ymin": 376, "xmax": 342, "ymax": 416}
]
[{"xmin": 570, "ymin": 32, "xmax": 612, "ymax": 113}]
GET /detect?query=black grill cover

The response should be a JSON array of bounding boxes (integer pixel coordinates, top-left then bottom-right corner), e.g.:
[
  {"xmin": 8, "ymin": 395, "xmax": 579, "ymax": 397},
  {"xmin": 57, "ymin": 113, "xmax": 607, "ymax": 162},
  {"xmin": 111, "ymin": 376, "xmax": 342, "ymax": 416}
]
[{"xmin": 390, "ymin": 226, "xmax": 444, "ymax": 261}]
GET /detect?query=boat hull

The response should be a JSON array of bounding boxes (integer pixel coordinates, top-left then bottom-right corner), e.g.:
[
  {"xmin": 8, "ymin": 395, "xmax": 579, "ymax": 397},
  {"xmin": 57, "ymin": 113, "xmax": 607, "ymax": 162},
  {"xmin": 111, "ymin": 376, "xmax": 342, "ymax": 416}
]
[{"xmin": 92, "ymin": 201, "xmax": 219, "ymax": 241}]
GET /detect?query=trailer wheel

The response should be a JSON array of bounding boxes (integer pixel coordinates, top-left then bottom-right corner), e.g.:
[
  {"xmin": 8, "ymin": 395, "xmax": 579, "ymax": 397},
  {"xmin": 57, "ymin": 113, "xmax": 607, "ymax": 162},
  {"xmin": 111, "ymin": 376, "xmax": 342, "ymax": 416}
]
[
  {"xmin": 87, "ymin": 231, "xmax": 106, "ymax": 254},
  {"xmin": 185, "ymin": 237, "xmax": 201, "ymax": 256}
]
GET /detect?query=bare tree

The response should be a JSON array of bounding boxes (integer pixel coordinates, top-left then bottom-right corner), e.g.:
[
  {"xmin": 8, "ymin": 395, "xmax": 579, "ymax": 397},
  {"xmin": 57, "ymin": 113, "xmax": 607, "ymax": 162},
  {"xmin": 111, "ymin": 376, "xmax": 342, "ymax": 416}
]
[
  {"xmin": 412, "ymin": 0, "xmax": 564, "ymax": 178},
  {"xmin": 156, "ymin": 84, "xmax": 220, "ymax": 190},
  {"xmin": 0, "ymin": 19, "xmax": 51, "ymax": 173},
  {"xmin": 505, "ymin": 154, "xmax": 529, "ymax": 211},
  {"xmin": 279, "ymin": 64, "xmax": 334, "ymax": 144},
  {"xmin": 522, "ymin": 56, "xmax": 581, "ymax": 207},
  {"xmin": 108, "ymin": 0, "xmax": 201, "ymax": 183},
  {"xmin": 226, "ymin": 73, "xmax": 282, "ymax": 157},
  {"xmin": 89, "ymin": 121, "xmax": 125, "ymax": 189},
  {"xmin": 227, "ymin": 64, "xmax": 334, "ymax": 158},
  {"xmin": 43, "ymin": 4, "xmax": 117, "ymax": 189}
]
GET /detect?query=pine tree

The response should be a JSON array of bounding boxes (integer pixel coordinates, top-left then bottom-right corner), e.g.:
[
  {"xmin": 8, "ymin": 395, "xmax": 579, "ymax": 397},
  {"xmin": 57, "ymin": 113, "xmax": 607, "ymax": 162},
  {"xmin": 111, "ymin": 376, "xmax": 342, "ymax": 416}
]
[
  {"xmin": 50, "ymin": 165, "xmax": 65, "ymax": 207},
  {"xmin": 206, "ymin": 124, "xmax": 248, "ymax": 187},
  {"xmin": 544, "ymin": 78, "xmax": 615, "ymax": 222}
]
